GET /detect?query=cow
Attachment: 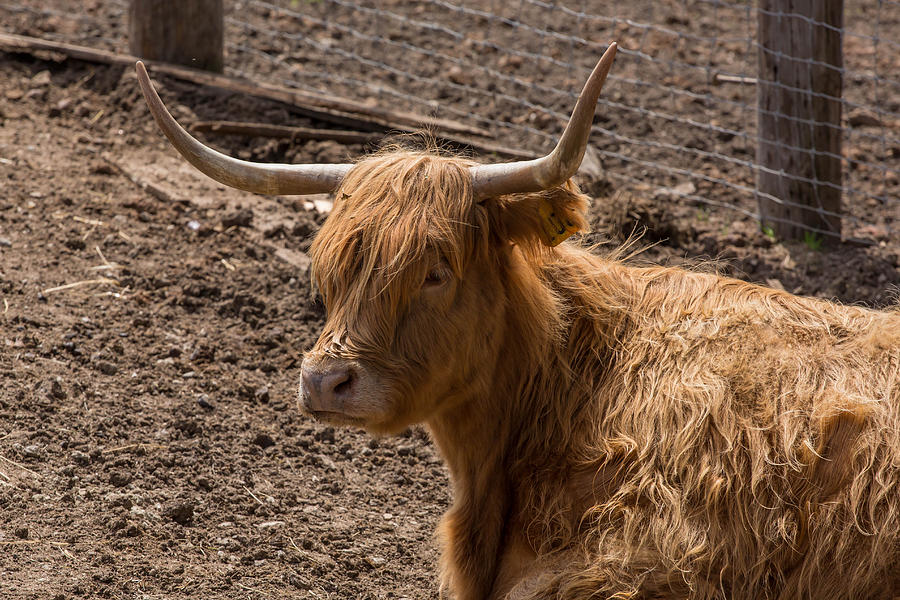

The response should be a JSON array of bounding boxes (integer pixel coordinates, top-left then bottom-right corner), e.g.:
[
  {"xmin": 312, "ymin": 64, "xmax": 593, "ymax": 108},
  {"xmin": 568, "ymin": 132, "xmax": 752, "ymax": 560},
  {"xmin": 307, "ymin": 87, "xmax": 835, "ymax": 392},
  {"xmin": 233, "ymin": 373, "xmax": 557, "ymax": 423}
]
[{"xmin": 135, "ymin": 44, "xmax": 900, "ymax": 600}]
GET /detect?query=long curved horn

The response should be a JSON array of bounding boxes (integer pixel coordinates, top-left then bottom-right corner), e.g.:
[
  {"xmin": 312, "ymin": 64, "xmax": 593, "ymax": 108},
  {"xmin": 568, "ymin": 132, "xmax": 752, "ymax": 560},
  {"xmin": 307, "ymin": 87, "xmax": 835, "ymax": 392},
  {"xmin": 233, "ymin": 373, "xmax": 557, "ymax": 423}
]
[
  {"xmin": 470, "ymin": 42, "xmax": 617, "ymax": 200},
  {"xmin": 135, "ymin": 61, "xmax": 352, "ymax": 196}
]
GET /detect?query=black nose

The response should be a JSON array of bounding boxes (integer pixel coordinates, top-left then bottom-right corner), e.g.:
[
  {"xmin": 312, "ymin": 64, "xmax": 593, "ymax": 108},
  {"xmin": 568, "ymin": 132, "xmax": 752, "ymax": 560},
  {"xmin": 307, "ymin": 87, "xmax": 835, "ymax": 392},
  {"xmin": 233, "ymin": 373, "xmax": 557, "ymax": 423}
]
[{"xmin": 300, "ymin": 364, "xmax": 355, "ymax": 412}]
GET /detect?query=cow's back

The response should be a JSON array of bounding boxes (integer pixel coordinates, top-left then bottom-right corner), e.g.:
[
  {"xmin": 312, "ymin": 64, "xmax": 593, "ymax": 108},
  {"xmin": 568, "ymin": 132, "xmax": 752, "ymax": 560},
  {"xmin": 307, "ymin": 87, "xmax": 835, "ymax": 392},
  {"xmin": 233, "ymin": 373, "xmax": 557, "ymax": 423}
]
[{"xmin": 578, "ymin": 261, "xmax": 900, "ymax": 598}]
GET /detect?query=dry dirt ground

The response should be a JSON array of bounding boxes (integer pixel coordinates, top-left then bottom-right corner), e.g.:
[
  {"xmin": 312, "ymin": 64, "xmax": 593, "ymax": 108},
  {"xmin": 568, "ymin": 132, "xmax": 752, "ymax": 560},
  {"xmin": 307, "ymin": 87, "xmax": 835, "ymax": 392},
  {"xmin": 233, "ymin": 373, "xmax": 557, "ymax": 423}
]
[
  {"xmin": 1, "ymin": 3, "xmax": 899, "ymax": 600},
  {"xmin": 1, "ymin": 56, "xmax": 448, "ymax": 600}
]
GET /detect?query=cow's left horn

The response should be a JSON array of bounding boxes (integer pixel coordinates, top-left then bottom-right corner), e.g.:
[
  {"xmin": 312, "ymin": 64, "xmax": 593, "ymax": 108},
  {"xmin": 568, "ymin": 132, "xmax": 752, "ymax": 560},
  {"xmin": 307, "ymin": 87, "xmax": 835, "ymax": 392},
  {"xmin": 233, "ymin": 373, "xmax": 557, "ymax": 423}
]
[
  {"xmin": 135, "ymin": 61, "xmax": 352, "ymax": 195},
  {"xmin": 470, "ymin": 42, "xmax": 617, "ymax": 200}
]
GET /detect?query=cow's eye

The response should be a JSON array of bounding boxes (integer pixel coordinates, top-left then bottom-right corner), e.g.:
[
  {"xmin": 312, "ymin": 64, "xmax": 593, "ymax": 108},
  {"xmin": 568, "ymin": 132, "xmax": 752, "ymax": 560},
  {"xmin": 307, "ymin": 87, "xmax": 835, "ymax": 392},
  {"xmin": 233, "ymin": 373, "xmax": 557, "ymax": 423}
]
[{"xmin": 423, "ymin": 264, "xmax": 450, "ymax": 288}]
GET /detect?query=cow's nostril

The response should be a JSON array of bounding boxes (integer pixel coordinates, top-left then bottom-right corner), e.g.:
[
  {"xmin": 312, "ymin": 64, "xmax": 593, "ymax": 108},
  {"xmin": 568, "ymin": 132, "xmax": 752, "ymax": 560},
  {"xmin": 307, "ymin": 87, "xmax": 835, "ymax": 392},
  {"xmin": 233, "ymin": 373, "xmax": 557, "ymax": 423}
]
[
  {"xmin": 301, "ymin": 363, "xmax": 356, "ymax": 414},
  {"xmin": 319, "ymin": 367, "xmax": 354, "ymax": 400},
  {"xmin": 332, "ymin": 371, "xmax": 353, "ymax": 396}
]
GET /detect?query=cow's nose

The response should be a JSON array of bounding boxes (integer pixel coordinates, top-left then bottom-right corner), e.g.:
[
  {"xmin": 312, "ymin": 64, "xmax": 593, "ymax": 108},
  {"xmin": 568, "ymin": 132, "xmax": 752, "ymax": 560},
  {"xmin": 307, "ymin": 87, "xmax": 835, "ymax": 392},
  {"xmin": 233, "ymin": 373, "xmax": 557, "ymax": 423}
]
[{"xmin": 300, "ymin": 364, "xmax": 355, "ymax": 412}]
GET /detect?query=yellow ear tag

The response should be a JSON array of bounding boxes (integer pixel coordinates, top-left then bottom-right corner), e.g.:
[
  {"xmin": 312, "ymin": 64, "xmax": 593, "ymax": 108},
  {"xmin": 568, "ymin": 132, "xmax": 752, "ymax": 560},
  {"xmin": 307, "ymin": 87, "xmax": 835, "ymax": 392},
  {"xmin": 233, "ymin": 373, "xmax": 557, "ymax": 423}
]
[{"xmin": 538, "ymin": 198, "xmax": 579, "ymax": 247}]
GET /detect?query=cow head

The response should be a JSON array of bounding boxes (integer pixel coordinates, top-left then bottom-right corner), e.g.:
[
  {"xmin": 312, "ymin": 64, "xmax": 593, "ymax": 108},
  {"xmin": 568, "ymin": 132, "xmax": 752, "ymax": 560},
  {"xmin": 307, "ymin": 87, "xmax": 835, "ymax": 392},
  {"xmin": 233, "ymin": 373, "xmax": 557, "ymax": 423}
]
[
  {"xmin": 300, "ymin": 151, "xmax": 594, "ymax": 432},
  {"xmin": 135, "ymin": 43, "xmax": 616, "ymax": 433}
]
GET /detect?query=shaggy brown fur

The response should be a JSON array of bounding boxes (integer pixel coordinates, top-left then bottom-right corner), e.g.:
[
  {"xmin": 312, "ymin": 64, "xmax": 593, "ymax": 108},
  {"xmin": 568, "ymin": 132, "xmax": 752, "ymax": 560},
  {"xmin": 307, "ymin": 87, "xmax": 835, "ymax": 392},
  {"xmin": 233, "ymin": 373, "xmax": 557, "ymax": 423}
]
[{"xmin": 306, "ymin": 150, "xmax": 900, "ymax": 600}]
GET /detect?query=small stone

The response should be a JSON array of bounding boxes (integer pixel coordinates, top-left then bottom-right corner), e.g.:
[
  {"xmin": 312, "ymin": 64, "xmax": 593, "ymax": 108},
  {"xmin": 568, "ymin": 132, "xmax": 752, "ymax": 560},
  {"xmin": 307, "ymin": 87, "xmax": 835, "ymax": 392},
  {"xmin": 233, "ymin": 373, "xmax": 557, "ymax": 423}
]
[
  {"xmin": 252, "ymin": 432, "xmax": 275, "ymax": 449},
  {"xmin": 0, "ymin": 237, "xmax": 11, "ymax": 247},
  {"xmin": 95, "ymin": 361, "xmax": 118, "ymax": 376},
  {"xmin": 109, "ymin": 515, "xmax": 128, "ymax": 532},
  {"xmin": 49, "ymin": 378, "xmax": 66, "ymax": 400},
  {"xmin": 49, "ymin": 98, "xmax": 72, "ymax": 118},
  {"xmin": 287, "ymin": 573, "xmax": 311, "ymax": 590},
  {"xmin": 109, "ymin": 470, "xmax": 132, "ymax": 487},
  {"xmin": 848, "ymin": 110, "xmax": 882, "ymax": 128},
  {"xmin": 256, "ymin": 520, "xmax": 285, "ymax": 530},
  {"xmin": 395, "ymin": 444, "xmax": 415, "ymax": 457},
  {"xmin": 196, "ymin": 395, "xmax": 213, "ymax": 410},
  {"xmin": 164, "ymin": 502, "xmax": 194, "ymax": 525},
  {"xmin": 254, "ymin": 386, "xmax": 270, "ymax": 403},
  {"xmin": 447, "ymin": 65, "xmax": 472, "ymax": 86},
  {"xmin": 14, "ymin": 527, "xmax": 29, "ymax": 540},
  {"xmin": 71, "ymin": 450, "xmax": 90, "ymax": 465},
  {"xmin": 22, "ymin": 445, "xmax": 43, "ymax": 459},
  {"xmin": 221, "ymin": 209, "xmax": 253, "ymax": 229},
  {"xmin": 366, "ymin": 555, "xmax": 386, "ymax": 567},
  {"xmin": 174, "ymin": 419, "xmax": 202, "ymax": 437},
  {"xmin": 653, "ymin": 181, "xmax": 696, "ymax": 199},
  {"xmin": 31, "ymin": 70, "xmax": 52, "ymax": 86},
  {"xmin": 92, "ymin": 569, "xmax": 114, "ymax": 584},
  {"xmin": 25, "ymin": 88, "xmax": 46, "ymax": 101},
  {"xmin": 498, "ymin": 54, "xmax": 524, "ymax": 70},
  {"xmin": 105, "ymin": 492, "xmax": 133, "ymax": 509},
  {"xmin": 64, "ymin": 237, "xmax": 86, "ymax": 251},
  {"xmin": 91, "ymin": 163, "xmax": 115, "ymax": 176}
]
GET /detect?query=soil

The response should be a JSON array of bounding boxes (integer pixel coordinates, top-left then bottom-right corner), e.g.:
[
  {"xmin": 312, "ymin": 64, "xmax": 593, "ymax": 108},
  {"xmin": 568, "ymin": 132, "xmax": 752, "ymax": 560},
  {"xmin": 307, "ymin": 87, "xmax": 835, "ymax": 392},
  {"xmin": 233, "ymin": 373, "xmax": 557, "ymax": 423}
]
[{"xmin": 1, "ymin": 2, "xmax": 898, "ymax": 600}]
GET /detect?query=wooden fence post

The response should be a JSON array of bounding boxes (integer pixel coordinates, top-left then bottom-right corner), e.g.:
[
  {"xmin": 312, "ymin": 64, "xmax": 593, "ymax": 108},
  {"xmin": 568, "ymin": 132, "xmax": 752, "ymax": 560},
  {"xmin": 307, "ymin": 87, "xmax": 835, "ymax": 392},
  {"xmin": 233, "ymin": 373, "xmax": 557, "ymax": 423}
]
[
  {"xmin": 757, "ymin": 0, "xmax": 843, "ymax": 242},
  {"xmin": 128, "ymin": 0, "xmax": 224, "ymax": 73}
]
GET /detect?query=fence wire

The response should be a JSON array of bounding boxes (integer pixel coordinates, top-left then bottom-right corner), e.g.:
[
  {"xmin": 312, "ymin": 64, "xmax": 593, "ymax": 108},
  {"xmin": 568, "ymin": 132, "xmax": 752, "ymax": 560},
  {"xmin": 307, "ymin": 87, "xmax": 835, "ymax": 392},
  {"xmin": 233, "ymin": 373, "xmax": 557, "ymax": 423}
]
[{"xmin": 1, "ymin": 0, "xmax": 896, "ymax": 243}]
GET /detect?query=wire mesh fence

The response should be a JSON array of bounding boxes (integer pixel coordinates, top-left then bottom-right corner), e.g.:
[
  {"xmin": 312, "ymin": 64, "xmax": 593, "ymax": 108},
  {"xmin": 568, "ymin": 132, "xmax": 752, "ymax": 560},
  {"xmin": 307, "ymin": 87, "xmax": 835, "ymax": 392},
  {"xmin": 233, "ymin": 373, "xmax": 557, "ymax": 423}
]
[{"xmin": 2, "ymin": 0, "xmax": 897, "ymax": 243}]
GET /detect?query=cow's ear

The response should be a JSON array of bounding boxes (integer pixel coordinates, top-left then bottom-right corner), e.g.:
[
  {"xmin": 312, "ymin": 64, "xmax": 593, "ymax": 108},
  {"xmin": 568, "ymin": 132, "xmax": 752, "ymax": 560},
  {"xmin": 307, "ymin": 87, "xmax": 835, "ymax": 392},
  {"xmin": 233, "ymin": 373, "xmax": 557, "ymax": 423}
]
[{"xmin": 489, "ymin": 180, "xmax": 591, "ymax": 248}]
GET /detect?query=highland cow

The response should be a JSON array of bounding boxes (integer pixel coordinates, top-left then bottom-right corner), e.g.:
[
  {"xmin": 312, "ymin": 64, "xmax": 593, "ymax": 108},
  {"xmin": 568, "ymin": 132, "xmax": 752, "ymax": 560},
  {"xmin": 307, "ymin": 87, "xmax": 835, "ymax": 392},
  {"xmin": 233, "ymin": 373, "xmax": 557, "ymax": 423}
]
[{"xmin": 136, "ymin": 44, "xmax": 900, "ymax": 600}]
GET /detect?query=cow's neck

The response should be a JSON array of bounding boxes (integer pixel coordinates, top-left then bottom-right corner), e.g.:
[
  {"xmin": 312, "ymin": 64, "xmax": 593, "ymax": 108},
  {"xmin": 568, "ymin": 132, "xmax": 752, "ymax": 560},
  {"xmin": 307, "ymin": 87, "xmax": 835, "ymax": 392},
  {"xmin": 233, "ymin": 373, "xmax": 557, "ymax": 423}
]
[
  {"xmin": 425, "ymin": 247, "xmax": 623, "ymax": 600},
  {"xmin": 428, "ymin": 245, "xmax": 590, "ymax": 485},
  {"xmin": 426, "ymin": 326, "xmax": 519, "ymax": 600}
]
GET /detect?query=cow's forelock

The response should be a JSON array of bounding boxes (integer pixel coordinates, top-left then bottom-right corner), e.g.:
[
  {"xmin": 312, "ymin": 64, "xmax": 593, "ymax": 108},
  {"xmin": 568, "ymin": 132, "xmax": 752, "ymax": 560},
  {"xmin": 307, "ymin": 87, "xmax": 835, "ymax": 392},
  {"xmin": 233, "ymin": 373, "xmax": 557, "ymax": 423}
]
[
  {"xmin": 311, "ymin": 152, "xmax": 483, "ymax": 341},
  {"xmin": 314, "ymin": 154, "xmax": 477, "ymax": 295}
]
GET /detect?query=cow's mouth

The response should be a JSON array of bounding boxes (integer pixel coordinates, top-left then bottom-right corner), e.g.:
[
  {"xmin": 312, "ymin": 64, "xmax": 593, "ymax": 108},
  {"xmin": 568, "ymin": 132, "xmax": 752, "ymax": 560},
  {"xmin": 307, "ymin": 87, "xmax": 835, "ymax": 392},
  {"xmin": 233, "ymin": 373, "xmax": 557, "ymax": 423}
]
[
  {"xmin": 298, "ymin": 352, "xmax": 388, "ymax": 429},
  {"xmin": 303, "ymin": 408, "xmax": 366, "ymax": 428}
]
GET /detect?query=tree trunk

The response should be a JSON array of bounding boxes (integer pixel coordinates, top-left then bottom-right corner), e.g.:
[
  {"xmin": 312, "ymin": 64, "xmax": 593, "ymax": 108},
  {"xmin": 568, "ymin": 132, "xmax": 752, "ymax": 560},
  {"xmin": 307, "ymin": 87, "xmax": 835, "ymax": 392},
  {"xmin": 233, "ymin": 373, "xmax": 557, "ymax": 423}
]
[
  {"xmin": 128, "ymin": 0, "xmax": 224, "ymax": 73},
  {"xmin": 757, "ymin": 0, "xmax": 843, "ymax": 242}
]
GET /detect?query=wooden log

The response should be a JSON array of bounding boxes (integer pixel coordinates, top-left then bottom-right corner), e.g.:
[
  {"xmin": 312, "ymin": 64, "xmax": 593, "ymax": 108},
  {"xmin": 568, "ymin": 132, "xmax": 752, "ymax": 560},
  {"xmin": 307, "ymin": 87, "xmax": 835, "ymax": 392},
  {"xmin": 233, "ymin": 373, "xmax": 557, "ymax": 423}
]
[
  {"xmin": 191, "ymin": 121, "xmax": 383, "ymax": 145},
  {"xmin": 0, "ymin": 33, "xmax": 491, "ymax": 139},
  {"xmin": 128, "ymin": 0, "xmax": 224, "ymax": 73},
  {"xmin": 190, "ymin": 120, "xmax": 540, "ymax": 160},
  {"xmin": 757, "ymin": 0, "xmax": 843, "ymax": 242}
]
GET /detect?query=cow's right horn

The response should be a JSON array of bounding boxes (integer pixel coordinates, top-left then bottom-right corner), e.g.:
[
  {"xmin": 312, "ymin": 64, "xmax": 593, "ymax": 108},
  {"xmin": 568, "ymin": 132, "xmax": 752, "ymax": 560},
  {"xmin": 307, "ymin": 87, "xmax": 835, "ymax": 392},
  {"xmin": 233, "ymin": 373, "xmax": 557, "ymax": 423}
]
[
  {"xmin": 136, "ymin": 61, "xmax": 352, "ymax": 196},
  {"xmin": 470, "ymin": 42, "xmax": 617, "ymax": 200}
]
